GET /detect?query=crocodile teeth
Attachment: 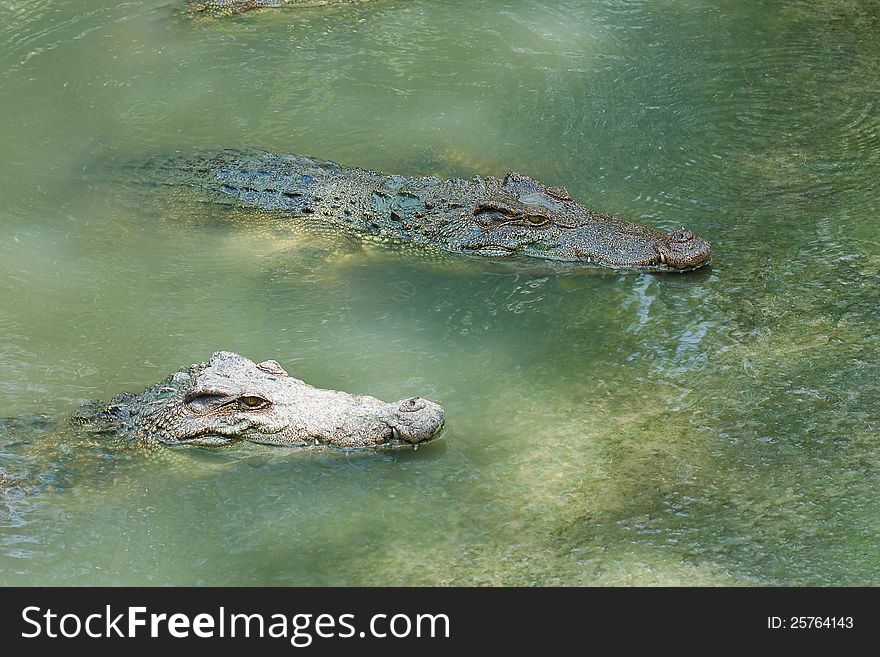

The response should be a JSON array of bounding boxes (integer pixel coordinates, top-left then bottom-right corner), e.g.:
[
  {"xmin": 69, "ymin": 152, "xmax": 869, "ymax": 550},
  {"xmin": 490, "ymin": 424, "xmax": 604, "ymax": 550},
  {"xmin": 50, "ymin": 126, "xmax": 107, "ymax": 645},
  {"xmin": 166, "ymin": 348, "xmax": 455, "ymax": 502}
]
[
  {"xmin": 659, "ymin": 253, "xmax": 667, "ymax": 264},
  {"xmin": 392, "ymin": 427, "xmax": 401, "ymax": 442}
]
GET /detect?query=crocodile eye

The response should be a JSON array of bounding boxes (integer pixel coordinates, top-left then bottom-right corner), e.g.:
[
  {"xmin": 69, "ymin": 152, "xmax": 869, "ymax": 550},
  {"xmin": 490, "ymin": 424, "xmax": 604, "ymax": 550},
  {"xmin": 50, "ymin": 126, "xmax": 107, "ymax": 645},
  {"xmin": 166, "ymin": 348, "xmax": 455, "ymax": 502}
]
[
  {"xmin": 526, "ymin": 214, "xmax": 548, "ymax": 226},
  {"xmin": 239, "ymin": 396, "xmax": 269, "ymax": 409}
]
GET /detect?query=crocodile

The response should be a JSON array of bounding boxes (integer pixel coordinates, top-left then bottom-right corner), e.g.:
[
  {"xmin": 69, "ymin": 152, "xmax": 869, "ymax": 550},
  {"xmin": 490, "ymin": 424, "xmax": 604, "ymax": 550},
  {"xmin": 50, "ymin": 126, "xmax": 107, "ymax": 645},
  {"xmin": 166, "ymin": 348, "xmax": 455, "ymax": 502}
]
[
  {"xmin": 88, "ymin": 351, "xmax": 445, "ymax": 448},
  {"xmin": 185, "ymin": 0, "xmax": 371, "ymax": 17},
  {"xmin": 1, "ymin": 352, "xmax": 444, "ymax": 461},
  {"xmin": 149, "ymin": 149, "xmax": 712, "ymax": 272},
  {"xmin": 1, "ymin": 351, "xmax": 443, "ymax": 506}
]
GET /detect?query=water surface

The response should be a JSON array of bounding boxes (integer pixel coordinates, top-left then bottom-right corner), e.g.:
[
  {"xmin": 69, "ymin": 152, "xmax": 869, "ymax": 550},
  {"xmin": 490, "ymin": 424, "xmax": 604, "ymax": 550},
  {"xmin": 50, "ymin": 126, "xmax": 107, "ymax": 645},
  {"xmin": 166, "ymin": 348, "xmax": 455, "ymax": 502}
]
[{"xmin": 1, "ymin": 0, "xmax": 878, "ymax": 585}]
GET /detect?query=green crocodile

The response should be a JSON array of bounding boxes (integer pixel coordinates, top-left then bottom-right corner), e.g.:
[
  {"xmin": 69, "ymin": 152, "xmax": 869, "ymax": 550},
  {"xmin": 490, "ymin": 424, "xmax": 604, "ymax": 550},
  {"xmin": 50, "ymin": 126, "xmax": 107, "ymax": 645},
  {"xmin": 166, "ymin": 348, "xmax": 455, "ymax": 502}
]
[
  {"xmin": 185, "ymin": 0, "xmax": 372, "ymax": 17},
  {"xmin": 148, "ymin": 149, "xmax": 712, "ymax": 272}
]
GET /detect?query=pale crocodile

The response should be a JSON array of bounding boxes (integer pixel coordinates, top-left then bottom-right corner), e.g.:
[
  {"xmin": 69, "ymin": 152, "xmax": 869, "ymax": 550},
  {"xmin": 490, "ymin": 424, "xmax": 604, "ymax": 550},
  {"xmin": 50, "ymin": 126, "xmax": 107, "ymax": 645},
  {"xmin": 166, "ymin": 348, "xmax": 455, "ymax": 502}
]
[{"xmin": 94, "ymin": 351, "xmax": 445, "ymax": 448}]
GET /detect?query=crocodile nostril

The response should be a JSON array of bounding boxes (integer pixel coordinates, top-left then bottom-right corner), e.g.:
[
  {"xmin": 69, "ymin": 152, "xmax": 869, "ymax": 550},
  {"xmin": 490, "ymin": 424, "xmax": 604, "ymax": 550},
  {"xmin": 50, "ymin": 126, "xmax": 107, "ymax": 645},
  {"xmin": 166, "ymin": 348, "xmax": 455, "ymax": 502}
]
[
  {"xmin": 671, "ymin": 229, "xmax": 694, "ymax": 242},
  {"xmin": 399, "ymin": 397, "xmax": 426, "ymax": 413}
]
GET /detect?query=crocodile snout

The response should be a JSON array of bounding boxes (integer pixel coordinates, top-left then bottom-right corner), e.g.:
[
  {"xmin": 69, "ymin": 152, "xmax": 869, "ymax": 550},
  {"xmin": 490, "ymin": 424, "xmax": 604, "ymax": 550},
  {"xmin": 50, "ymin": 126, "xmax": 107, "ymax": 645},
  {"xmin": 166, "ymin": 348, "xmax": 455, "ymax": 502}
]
[
  {"xmin": 655, "ymin": 229, "xmax": 712, "ymax": 270},
  {"xmin": 389, "ymin": 397, "xmax": 445, "ymax": 444}
]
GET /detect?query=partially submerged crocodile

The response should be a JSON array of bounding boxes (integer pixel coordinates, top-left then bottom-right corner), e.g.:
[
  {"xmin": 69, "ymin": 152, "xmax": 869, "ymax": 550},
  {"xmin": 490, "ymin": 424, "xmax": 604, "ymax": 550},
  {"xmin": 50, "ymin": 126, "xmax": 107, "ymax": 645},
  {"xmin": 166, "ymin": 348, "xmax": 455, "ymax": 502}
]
[
  {"xmin": 150, "ymin": 149, "xmax": 712, "ymax": 272},
  {"xmin": 90, "ymin": 351, "xmax": 445, "ymax": 448},
  {"xmin": 1, "ymin": 352, "xmax": 443, "ymax": 504},
  {"xmin": 185, "ymin": 0, "xmax": 371, "ymax": 17},
  {"xmin": 1, "ymin": 352, "xmax": 444, "ymax": 463}
]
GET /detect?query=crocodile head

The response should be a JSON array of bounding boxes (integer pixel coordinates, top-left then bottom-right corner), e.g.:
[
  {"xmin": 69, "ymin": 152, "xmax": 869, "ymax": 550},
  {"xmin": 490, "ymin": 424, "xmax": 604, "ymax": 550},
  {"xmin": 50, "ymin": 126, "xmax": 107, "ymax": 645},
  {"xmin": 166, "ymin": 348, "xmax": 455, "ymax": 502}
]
[
  {"xmin": 458, "ymin": 172, "xmax": 712, "ymax": 272},
  {"xmin": 109, "ymin": 352, "xmax": 445, "ymax": 449}
]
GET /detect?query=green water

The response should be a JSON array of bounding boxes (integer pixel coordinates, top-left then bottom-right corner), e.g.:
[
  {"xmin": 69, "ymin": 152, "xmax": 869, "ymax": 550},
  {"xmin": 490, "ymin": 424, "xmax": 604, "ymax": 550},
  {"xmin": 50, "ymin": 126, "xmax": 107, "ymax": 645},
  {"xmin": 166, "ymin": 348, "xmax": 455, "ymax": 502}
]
[{"xmin": 1, "ymin": 0, "xmax": 878, "ymax": 585}]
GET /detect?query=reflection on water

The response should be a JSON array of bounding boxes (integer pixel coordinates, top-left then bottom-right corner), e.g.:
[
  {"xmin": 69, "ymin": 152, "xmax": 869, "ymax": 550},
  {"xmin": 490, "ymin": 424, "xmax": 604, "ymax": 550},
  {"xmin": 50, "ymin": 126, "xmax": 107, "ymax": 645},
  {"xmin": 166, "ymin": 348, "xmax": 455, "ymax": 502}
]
[{"xmin": 1, "ymin": 0, "xmax": 879, "ymax": 585}]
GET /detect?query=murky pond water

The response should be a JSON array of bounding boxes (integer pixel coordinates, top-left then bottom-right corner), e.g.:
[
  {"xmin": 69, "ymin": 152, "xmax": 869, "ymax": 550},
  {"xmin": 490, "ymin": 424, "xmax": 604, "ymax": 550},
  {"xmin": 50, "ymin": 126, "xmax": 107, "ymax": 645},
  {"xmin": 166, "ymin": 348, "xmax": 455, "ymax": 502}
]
[{"xmin": 1, "ymin": 0, "xmax": 878, "ymax": 585}]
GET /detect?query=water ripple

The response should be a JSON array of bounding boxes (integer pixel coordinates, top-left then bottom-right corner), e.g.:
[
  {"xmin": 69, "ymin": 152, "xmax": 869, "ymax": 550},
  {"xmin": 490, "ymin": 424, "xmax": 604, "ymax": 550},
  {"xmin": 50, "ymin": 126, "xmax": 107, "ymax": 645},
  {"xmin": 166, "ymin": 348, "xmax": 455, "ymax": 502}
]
[{"xmin": 0, "ymin": 1, "xmax": 154, "ymax": 77}]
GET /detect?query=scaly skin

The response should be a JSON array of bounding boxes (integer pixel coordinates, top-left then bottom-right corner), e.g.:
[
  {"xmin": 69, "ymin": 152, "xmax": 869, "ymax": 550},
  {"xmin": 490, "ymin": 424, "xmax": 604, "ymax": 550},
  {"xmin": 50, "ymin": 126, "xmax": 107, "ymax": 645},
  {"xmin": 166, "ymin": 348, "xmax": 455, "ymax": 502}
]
[
  {"xmin": 149, "ymin": 149, "xmax": 712, "ymax": 272},
  {"xmin": 94, "ymin": 352, "xmax": 445, "ymax": 449},
  {"xmin": 185, "ymin": 0, "xmax": 371, "ymax": 17}
]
